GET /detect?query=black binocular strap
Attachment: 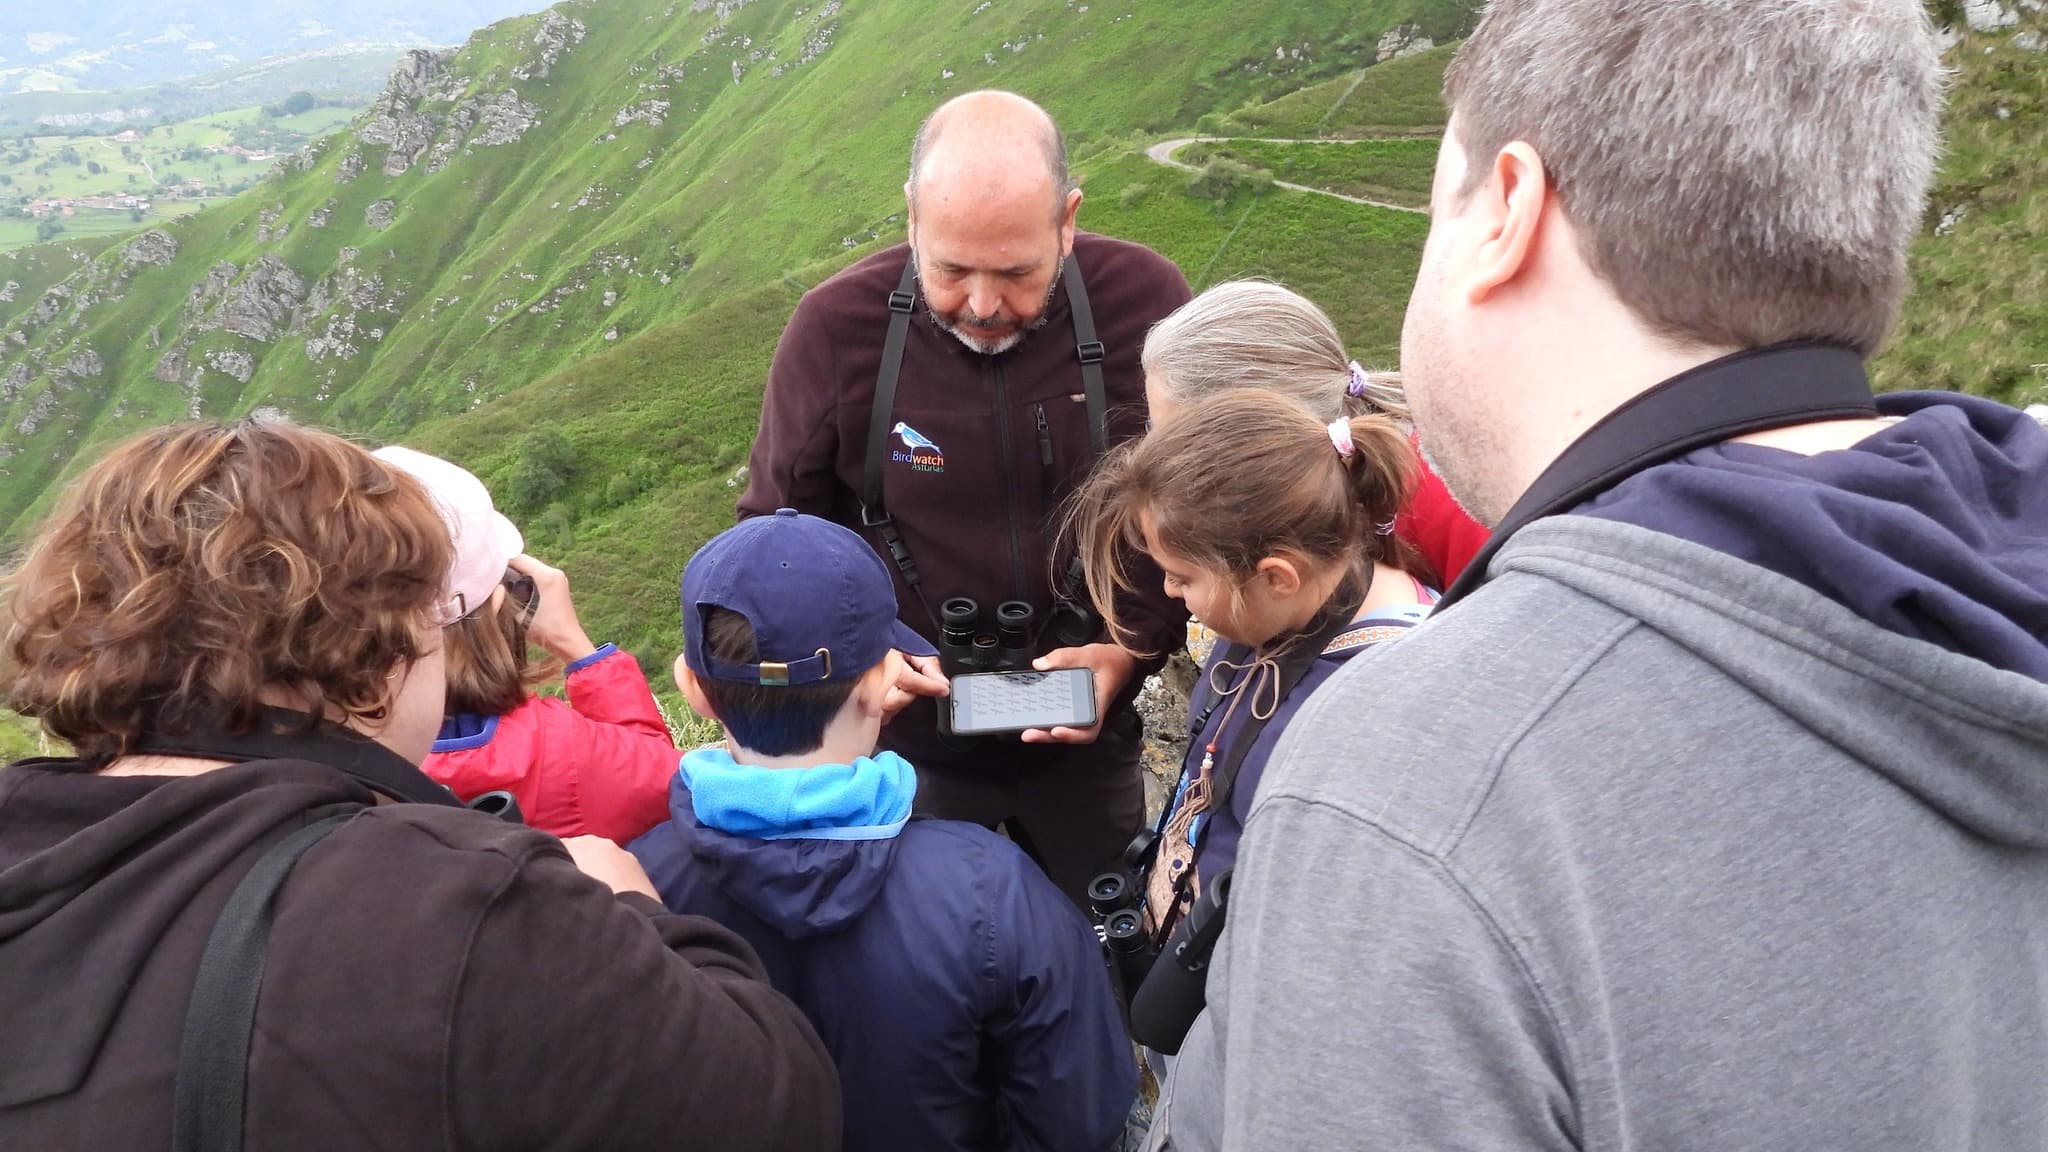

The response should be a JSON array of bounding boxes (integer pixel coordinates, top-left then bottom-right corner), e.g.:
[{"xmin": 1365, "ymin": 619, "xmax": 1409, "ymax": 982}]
[
  {"xmin": 860, "ymin": 253, "xmax": 1111, "ymax": 628},
  {"xmin": 1439, "ymin": 341, "xmax": 1876, "ymax": 610},
  {"xmin": 1062, "ymin": 258, "xmax": 1109, "ymax": 458},
  {"xmin": 174, "ymin": 813, "xmax": 352, "ymax": 1152}
]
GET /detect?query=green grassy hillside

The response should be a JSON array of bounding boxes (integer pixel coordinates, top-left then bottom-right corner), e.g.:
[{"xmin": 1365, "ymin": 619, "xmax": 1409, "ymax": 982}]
[
  {"xmin": 0, "ymin": 0, "xmax": 2040, "ymax": 685},
  {"xmin": 0, "ymin": 0, "xmax": 1474, "ymax": 674}
]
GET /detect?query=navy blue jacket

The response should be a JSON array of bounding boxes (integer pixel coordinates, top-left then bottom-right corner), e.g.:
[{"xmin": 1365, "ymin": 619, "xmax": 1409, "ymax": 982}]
[
  {"xmin": 632, "ymin": 775, "xmax": 1135, "ymax": 1152},
  {"xmin": 1584, "ymin": 391, "xmax": 2048, "ymax": 680}
]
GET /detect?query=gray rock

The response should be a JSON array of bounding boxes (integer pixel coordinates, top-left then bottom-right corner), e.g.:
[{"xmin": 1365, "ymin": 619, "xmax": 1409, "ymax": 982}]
[
  {"xmin": 309, "ymin": 207, "xmax": 332, "ymax": 229},
  {"xmin": 0, "ymin": 280, "xmax": 16, "ymax": 303},
  {"xmin": 0, "ymin": 361, "xmax": 30, "ymax": 402},
  {"xmin": 1964, "ymin": 0, "xmax": 2019, "ymax": 30},
  {"xmin": 1376, "ymin": 22, "xmax": 1434, "ymax": 62},
  {"xmin": 205, "ymin": 348, "xmax": 257, "ymax": 384},
  {"xmin": 335, "ymin": 151, "xmax": 367, "ymax": 183},
  {"xmin": 60, "ymin": 348, "xmax": 103, "ymax": 378},
  {"xmin": 2015, "ymin": 29, "xmax": 2045, "ymax": 50},
  {"xmin": 121, "ymin": 230, "xmax": 179, "ymax": 267},
  {"xmin": 365, "ymin": 200, "xmax": 398, "ymax": 229},
  {"xmin": 213, "ymin": 256, "xmax": 309, "ymax": 343},
  {"xmin": 513, "ymin": 12, "xmax": 587, "ymax": 80},
  {"xmin": 385, "ymin": 49, "xmax": 446, "ymax": 102},
  {"xmin": 471, "ymin": 90, "xmax": 543, "ymax": 146},
  {"xmin": 613, "ymin": 99, "xmax": 670, "ymax": 128},
  {"xmin": 154, "ymin": 347, "xmax": 189, "ymax": 384},
  {"xmin": 15, "ymin": 389, "xmax": 57, "ymax": 436}
]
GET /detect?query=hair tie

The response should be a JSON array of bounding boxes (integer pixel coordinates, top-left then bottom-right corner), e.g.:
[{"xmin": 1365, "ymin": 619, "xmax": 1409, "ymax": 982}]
[
  {"xmin": 1327, "ymin": 418, "xmax": 1355, "ymax": 459},
  {"xmin": 1346, "ymin": 361, "xmax": 1370, "ymax": 398},
  {"xmin": 1375, "ymin": 517, "xmax": 1398, "ymax": 536}
]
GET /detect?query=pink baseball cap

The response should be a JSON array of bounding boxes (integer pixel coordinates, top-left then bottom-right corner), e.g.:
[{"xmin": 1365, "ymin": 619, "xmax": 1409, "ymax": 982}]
[{"xmin": 372, "ymin": 445, "xmax": 524, "ymax": 623}]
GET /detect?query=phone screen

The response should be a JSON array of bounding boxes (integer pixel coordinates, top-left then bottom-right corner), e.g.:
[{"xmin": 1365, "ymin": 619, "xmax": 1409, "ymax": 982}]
[{"xmin": 947, "ymin": 668, "xmax": 1098, "ymax": 735}]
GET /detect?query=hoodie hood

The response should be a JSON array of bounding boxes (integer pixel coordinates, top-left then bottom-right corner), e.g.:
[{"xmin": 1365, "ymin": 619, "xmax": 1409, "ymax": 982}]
[
  {"xmin": 1496, "ymin": 515, "xmax": 2048, "ymax": 848},
  {"xmin": 663, "ymin": 750, "xmax": 918, "ymax": 937},
  {"xmin": 0, "ymin": 760, "xmax": 371, "ymax": 1108},
  {"xmin": 1581, "ymin": 392, "xmax": 2048, "ymax": 681}
]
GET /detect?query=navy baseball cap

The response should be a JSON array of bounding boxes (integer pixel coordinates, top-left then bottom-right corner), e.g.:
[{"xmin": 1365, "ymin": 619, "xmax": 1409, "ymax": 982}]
[{"xmin": 683, "ymin": 508, "xmax": 937, "ymax": 686}]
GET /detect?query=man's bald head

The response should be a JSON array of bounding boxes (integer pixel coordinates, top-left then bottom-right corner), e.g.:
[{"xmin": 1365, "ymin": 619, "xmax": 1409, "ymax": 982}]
[
  {"xmin": 904, "ymin": 91, "xmax": 1083, "ymax": 356},
  {"xmin": 909, "ymin": 90, "xmax": 1072, "ymax": 222}
]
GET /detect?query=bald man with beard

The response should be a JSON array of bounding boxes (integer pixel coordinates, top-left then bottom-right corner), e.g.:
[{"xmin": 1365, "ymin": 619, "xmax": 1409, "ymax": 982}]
[{"xmin": 738, "ymin": 91, "xmax": 1191, "ymax": 904}]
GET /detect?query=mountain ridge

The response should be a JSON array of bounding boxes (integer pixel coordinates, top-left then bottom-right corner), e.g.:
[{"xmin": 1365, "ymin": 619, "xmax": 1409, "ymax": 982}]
[{"xmin": 0, "ymin": 0, "xmax": 2040, "ymax": 676}]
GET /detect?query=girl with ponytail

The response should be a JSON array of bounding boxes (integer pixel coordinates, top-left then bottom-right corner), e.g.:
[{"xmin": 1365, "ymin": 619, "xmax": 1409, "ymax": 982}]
[
  {"xmin": 1067, "ymin": 387, "xmax": 1440, "ymax": 957},
  {"xmin": 1141, "ymin": 278, "xmax": 1488, "ymax": 583}
]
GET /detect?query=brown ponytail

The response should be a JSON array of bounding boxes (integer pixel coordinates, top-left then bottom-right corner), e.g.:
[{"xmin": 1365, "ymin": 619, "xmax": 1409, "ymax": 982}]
[{"xmin": 1065, "ymin": 389, "xmax": 1424, "ymax": 652}]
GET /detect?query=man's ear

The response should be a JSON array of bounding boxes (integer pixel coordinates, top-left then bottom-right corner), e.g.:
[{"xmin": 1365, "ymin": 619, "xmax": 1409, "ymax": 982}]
[
  {"xmin": 675, "ymin": 654, "xmax": 720, "ymax": 722},
  {"xmin": 904, "ymin": 182, "xmax": 918, "ymax": 238},
  {"xmin": 1252, "ymin": 555, "xmax": 1304, "ymax": 599},
  {"xmin": 1059, "ymin": 187, "xmax": 1082, "ymax": 256},
  {"xmin": 1465, "ymin": 141, "xmax": 1549, "ymax": 306}
]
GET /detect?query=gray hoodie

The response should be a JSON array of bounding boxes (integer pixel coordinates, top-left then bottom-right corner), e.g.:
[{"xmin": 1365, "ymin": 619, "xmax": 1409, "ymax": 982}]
[{"xmin": 1154, "ymin": 515, "xmax": 2048, "ymax": 1150}]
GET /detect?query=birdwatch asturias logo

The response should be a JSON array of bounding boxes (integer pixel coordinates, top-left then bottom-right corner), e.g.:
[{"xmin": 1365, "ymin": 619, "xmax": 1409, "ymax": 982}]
[{"xmin": 892, "ymin": 422, "xmax": 945, "ymax": 473}]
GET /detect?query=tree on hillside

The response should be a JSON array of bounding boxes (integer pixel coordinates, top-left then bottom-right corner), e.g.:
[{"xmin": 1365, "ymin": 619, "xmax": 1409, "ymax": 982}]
[
  {"xmin": 503, "ymin": 428, "xmax": 580, "ymax": 516},
  {"xmin": 284, "ymin": 91, "xmax": 316, "ymax": 116}
]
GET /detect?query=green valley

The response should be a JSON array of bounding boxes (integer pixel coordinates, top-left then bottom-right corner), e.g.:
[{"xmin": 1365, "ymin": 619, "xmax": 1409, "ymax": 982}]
[{"xmin": 0, "ymin": 0, "xmax": 2040, "ymax": 686}]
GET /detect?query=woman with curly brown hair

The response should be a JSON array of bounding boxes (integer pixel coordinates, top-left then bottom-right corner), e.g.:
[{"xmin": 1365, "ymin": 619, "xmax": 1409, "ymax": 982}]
[{"xmin": 0, "ymin": 420, "xmax": 838, "ymax": 1151}]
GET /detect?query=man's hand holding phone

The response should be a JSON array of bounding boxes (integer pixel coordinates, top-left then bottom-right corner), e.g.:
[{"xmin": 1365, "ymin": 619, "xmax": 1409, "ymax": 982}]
[{"xmin": 1019, "ymin": 643, "xmax": 1136, "ymax": 744}]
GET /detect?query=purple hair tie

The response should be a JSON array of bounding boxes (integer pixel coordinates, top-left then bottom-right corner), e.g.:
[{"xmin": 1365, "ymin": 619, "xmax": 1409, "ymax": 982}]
[{"xmin": 1346, "ymin": 361, "xmax": 1370, "ymax": 398}]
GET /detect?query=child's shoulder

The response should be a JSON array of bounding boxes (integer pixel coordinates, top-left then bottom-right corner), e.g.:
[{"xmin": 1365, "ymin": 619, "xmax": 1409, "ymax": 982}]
[{"xmin": 892, "ymin": 818, "xmax": 1072, "ymax": 907}]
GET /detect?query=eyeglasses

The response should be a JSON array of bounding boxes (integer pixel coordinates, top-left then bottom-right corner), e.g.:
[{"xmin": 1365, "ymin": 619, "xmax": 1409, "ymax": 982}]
[{"xmin": 501, "ymin": 567, "xmax": 539, "ymax": 631}]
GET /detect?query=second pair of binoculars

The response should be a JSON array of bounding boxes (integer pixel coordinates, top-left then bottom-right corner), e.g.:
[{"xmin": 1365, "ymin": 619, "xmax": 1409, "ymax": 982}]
[
  {"xmin": 1087, "ymin": 831, "xmax": 1161, "ymax": 1006},
  {"xmin": 939, "ymin": 597, "xmax": 1039, "ymax": 673}
]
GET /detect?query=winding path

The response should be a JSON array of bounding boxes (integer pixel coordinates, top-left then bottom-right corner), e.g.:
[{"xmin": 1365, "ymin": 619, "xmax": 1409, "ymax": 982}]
[
  {"xmin": 1146, "ymin": 136, "xmax": 1427, "ymax": 216},
  {"xmin": 96, "ymin": 138, "xmax": 160, "ymax": 187}
]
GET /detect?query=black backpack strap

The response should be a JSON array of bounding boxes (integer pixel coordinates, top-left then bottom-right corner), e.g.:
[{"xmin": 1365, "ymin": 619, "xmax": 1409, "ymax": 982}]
[
  {"xmin": 173, "ymin": 813, "xmax": 352, "ymax": 1152},
  {"xmin": 1062, "ymin": 258, "xmax": 1109, "ymax": 458}
]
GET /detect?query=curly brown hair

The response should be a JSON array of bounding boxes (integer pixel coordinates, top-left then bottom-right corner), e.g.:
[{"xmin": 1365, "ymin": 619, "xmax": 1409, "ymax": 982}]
[{"xmin": 0, "ymin": 419, "xmax": 453, "ymax": 765}]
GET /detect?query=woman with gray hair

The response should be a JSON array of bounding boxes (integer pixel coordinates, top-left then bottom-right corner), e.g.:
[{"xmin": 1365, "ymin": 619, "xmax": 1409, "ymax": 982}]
[{"xmin": 1142, "ymin": 279, "xmax": 1488, "ymax": 583}]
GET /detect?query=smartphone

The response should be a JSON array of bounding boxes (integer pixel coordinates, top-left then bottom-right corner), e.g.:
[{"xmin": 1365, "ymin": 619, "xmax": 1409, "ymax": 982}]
[{"xmin": 945, "ymin": 668, "xmax": 1098, "ymax": 736}]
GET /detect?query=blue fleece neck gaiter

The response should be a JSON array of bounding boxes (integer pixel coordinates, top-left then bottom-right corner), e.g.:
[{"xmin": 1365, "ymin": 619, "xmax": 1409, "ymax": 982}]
[{"xmin": 680, "ymin": 747, "xmax": 917, "ymax": 841}]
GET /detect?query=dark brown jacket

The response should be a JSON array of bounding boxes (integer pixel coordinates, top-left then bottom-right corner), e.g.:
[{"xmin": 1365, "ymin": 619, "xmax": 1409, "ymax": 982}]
[
  {"xmin": 0, "ymin": 745, "xmax": 840, "ymax": 1151},
  {"xmin": 740, "ymin": 234, "xmax": 1191, "ymax": 771}
]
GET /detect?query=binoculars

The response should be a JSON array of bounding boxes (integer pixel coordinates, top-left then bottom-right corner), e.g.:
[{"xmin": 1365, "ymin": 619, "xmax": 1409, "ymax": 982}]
[
  {"xmin": 1087, "ymin": 831, "xmax": 1162, "ymax": 1009},
  {"xmin": 940, "ymin": 597, "xmax": 1038, "ymax": 673},
  {"xmin": 939, "ymin": 590, "xmax": 1104, "ymax": 676},
  {"xmin": 467, "ymin": 790, "xmax": 524, "ymax": 824}
]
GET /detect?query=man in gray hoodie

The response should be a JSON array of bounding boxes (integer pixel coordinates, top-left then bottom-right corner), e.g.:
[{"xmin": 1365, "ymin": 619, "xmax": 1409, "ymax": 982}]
[{"xmin": 1153, "ymin": 1, "xmax": 2048, "ymax": 1149}]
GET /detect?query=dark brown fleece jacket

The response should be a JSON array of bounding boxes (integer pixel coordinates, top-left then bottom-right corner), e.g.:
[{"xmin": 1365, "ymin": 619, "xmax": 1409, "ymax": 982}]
[{"xmin": 740, "ymin": 233, "xmax": 1192, "ymax": 774}]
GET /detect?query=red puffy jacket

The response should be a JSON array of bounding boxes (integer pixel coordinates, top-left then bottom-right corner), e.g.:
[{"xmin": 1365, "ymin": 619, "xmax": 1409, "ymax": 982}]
[{"xmin": 423, "ymin": 645, "xmax": 681, "ymax": 844}]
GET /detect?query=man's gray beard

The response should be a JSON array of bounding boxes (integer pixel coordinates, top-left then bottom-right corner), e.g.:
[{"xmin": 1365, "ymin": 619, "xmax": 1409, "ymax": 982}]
[{"xmin": 914, "ymin": 250, "xmax": 1064, "ymax": 357}]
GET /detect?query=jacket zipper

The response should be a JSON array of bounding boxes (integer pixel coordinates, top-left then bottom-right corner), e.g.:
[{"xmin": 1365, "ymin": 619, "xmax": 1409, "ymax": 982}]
[
  {"xmin": 1034, "ymin": 402, "xmax": 1054, "ymax": 506},
  {"xmin": 991, "ymin": 359, "xmax": 1026, "ymax": 603}
]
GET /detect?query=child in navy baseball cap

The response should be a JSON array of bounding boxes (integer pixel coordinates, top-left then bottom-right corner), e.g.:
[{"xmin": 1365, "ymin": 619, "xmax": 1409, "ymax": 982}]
[
  {"xmin": 632, "ymin": 509, "xmax": 1136, "ymax": 1149},
  {"xmin": 673, "ymin": 507, "xmax": 936, "ymax": 765}
]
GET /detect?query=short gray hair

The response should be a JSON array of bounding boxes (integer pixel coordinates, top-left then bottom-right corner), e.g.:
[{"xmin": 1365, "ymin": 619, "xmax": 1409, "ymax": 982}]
[
  {"xmin": 1444, "ymin": 0, "xmax": 1945, "ymax": 356},
  {"xmin": 1143, "ymin": 280, "xmax": 1407, "ymax": 421}
]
